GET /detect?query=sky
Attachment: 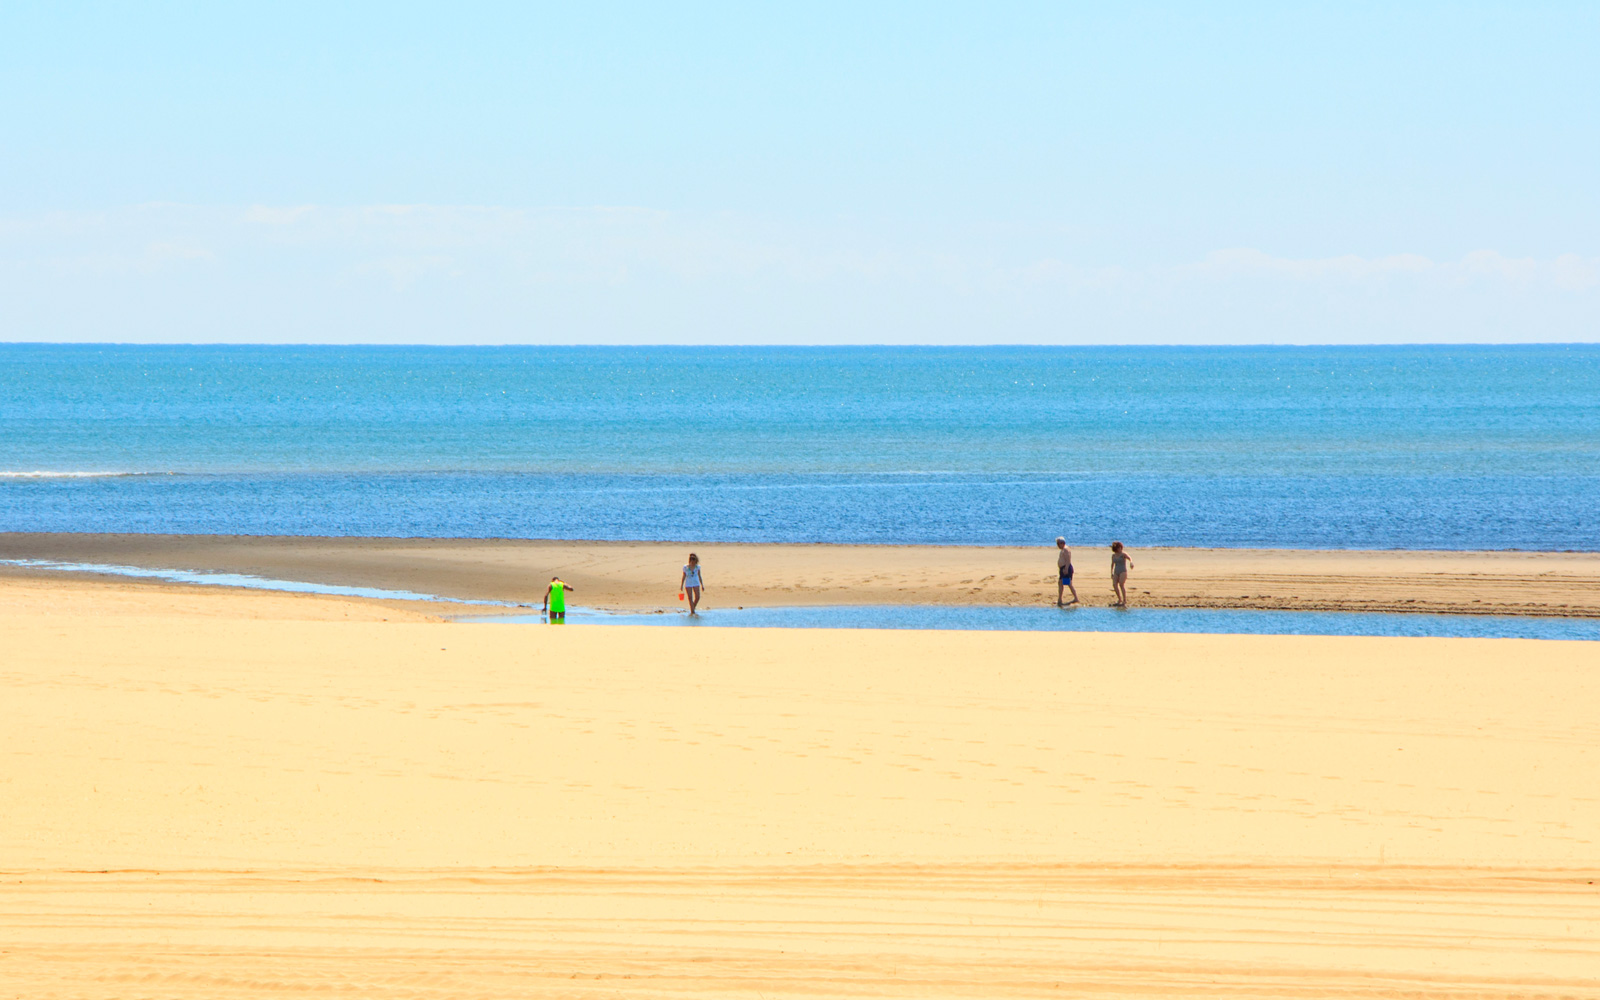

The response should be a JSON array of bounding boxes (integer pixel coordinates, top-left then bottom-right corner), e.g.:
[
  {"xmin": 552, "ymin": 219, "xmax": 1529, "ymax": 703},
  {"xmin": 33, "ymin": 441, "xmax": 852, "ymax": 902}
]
[{"xmin": 1, "ymin": 2, "xmax": 1597, "ymax": 344}]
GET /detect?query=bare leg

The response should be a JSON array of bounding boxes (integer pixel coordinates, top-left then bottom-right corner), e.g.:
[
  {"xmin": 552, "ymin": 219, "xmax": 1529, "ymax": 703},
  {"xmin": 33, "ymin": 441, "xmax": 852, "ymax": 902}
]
[
  {"xmin": 687, "ymin": 586, "xmax": 701, "ymax": 615},
  {"xmin": 1067, "ymin": 580, "xmax": 1079, "ymax": 605}
]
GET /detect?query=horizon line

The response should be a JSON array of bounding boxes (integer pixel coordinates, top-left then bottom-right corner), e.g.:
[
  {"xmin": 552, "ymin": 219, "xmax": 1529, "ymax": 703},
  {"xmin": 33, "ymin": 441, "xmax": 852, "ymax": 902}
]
[{"xmin": 2, "ymin": 341, "xmax": 1598, "ymax": 351}]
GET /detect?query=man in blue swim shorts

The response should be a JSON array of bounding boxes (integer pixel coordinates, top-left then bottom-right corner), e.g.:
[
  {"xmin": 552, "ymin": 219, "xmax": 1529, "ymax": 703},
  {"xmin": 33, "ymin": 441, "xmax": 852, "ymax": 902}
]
[{"xmin": 1055, "ymin": 537, "xmax": 1079, "ymax": 607}]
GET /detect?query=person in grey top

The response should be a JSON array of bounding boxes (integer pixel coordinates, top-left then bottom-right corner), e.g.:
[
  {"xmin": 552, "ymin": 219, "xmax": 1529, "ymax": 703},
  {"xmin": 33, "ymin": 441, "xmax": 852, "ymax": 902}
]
[
  {"xmin": 1055, "ymin": 537, "xmax": 1079, "ymax": 607},
  {"xmin": 1110, "ymin": 541, "xmax": 1134, "ymax": 607}
]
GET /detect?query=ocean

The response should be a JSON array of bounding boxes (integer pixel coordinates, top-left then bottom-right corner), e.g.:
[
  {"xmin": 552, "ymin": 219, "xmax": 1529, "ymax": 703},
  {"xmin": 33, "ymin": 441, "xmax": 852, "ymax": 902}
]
[{"xmin": 2, "ymin": 344, "xmax": 1596, "ymax": 549}]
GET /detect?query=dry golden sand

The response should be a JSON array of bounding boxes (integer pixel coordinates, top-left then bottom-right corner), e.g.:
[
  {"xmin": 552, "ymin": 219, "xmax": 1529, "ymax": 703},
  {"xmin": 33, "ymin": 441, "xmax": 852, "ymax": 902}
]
[
  {"xmin": 4, "ymin": 531, "xmax": 1600, "ymax": 616},
  {"xmin": 3, "ymin": 577, "xmax": 1599, "ymax": 998}
]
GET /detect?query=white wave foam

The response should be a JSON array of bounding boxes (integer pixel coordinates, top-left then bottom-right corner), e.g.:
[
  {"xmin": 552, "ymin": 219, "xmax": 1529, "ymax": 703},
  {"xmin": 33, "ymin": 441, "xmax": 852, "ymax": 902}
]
[
  {"xmin": 0, "ymin": 558, "xmax": 523, "ymax": 607},
  {"xmin": 0, "ymin": 470, "xmax": 143, "ymax": 478}
]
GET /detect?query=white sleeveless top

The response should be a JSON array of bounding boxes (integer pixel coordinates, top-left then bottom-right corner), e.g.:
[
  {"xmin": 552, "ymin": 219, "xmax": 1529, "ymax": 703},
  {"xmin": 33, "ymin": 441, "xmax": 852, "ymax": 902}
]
[{"xmin": 683, "ymin": 564, "xmax": 702, "ymax": 587}]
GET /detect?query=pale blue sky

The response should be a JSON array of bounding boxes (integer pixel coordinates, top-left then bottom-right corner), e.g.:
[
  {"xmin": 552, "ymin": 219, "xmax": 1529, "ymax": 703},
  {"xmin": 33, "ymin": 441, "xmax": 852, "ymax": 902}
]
[{"xmin": 2, "ymin": 2, "xmax": 1597, "ymax": 343}]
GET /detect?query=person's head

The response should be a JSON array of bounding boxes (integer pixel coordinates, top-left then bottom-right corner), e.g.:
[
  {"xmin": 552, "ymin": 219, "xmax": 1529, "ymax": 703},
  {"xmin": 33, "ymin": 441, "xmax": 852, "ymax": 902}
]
[
  {"xmin": 1056, "ymin": 537, "xmax": 1066, "ymax": 548},
  {"xmin": 551, "ymin": 575, "xmax": 561, "ymax": 581},
  {"xmin": 688, "ymin": 552, "xmax": 699, "ymax": 565},
  {"xmin": 1110, "ymin": 541, "xmax": 1123, "ymax": 552}
]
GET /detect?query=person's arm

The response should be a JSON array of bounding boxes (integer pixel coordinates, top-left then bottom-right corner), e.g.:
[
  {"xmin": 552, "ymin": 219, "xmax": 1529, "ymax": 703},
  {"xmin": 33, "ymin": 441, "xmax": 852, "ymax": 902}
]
[
  {"xmin": 542, "ymin": 583, "xmax": 551, "ymax": 610},
  {"xmin": 680, "ymin": 571, "xmax": 687, "ymax": 590}
]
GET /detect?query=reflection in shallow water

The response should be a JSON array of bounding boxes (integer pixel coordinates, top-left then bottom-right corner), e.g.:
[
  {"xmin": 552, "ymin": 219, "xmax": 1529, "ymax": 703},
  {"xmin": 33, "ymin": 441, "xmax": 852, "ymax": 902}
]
[{"xmin": 462, "ymin": 604, "xmax": 1600, "ymax": 640}]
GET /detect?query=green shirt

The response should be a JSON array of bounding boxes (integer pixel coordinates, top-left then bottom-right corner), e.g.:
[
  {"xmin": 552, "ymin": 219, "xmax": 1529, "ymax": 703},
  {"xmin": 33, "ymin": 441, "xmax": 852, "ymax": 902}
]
[{"xmin": 549, "ymin": 581, "xmax": 565, "ymax": 613}]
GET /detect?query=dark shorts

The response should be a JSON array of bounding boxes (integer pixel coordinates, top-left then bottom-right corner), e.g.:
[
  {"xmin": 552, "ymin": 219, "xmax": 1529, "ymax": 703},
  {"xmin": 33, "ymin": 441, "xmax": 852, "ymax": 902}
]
[{"xmin": 1059, "ymin": 567, "xmax": 1074, "ymax": 584}]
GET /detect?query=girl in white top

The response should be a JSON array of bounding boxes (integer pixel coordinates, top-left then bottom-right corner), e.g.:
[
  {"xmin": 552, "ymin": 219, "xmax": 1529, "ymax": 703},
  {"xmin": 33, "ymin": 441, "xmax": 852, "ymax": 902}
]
[{"xmin": 680, "ymin": 553, "xmax": 705, "ymax": 616}]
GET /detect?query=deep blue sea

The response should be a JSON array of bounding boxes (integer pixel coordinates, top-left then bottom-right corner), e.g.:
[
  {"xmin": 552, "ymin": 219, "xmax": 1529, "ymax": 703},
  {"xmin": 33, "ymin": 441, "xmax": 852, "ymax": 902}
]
[{"xmin": 2, "ymin": 344, "xmax": 1596, "ymax": 549}]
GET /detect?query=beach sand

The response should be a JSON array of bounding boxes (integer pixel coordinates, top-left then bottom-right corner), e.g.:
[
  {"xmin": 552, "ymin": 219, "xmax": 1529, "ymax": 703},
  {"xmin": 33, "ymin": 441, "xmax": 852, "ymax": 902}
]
[
  {"xmin": 3, "ymin": 576, "xmax": 1598, "ymax": 997},
  {"xmin": 4, "ymin": 531, "xmax": 1600, "ymax": 616}
]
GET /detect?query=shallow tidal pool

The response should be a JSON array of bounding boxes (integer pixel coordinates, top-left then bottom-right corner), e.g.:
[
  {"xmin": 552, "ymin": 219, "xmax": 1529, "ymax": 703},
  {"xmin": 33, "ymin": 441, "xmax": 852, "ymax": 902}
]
[{"xmin": 462, "ymin": 604, "xmax": 1600, "ymax": 640}]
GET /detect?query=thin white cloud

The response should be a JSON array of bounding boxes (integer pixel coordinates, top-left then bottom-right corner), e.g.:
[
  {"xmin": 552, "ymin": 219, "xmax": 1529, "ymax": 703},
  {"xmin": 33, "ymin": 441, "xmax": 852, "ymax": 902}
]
[
  {"xmin": 1187, "ymin": 247, "xmax": 1600, "ymax": 290},
  {"xmin": 1194, "ymin": 248, "xmax": 1435, "ymax": 279},
  {"xmin": 0, "ymin": 203, "xmax": 1595, "ymax": 343}
]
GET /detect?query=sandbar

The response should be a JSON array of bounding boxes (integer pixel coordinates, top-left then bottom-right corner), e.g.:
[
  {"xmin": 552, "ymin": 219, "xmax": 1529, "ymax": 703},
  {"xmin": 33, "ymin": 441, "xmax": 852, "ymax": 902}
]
[{"xmin": 4, "ymin": 531, "xmax": 1599, "ymax": 616}]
